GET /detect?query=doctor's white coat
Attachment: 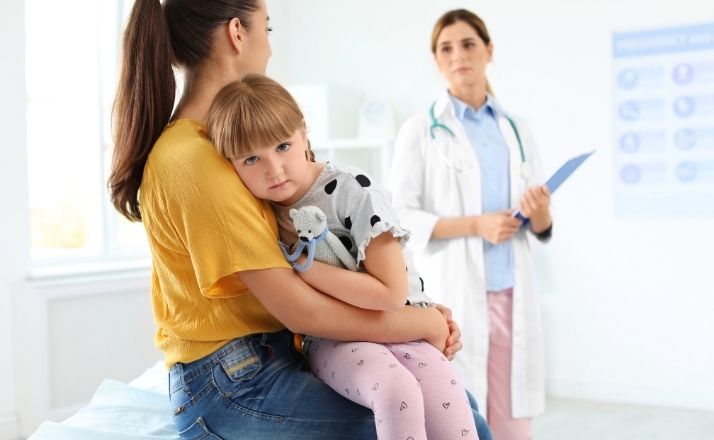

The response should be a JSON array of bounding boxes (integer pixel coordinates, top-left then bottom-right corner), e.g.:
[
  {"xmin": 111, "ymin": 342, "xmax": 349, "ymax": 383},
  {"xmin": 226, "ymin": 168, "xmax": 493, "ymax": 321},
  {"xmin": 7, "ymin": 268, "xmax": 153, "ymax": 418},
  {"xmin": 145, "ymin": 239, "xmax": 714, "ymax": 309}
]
[{"xmin": 390, "ymin": 92, "xmax": 546, "ymax": 418}]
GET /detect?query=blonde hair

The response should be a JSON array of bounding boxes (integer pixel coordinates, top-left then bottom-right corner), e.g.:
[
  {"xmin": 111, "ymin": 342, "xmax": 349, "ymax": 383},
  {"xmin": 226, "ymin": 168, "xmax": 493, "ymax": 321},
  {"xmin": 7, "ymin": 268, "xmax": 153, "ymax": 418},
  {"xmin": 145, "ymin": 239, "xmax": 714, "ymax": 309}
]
[
  {"xmin": 431, "ymin": 9, "xmax": 494, "ymax": 95},
  {"xmin": 208, "ymin": 74, "xmax": 315, "ymax": 160}
]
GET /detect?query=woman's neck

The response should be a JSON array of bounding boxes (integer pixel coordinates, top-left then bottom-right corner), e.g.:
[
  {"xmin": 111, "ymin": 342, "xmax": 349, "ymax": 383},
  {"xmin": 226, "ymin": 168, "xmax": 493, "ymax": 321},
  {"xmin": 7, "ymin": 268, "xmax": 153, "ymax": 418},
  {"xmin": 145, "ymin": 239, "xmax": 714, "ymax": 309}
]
[
  {"xmin": 174, "ymin": 66, "xmax": 241, "ymax": 123},
  {"xmin": 449, "ymin": 83, "xmax": 488, "ymax": 110}
]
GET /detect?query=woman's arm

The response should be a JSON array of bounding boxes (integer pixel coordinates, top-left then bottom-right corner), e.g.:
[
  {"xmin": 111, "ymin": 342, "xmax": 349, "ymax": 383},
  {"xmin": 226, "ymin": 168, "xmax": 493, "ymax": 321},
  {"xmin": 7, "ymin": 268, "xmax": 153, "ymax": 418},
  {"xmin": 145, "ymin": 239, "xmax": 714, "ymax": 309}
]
[
  {"xmin": 296, "ymin": 232, "xmax": 408, "ymax": 311},
  {"xmin": 237, "ymin": 266, "xmax": 448, "ymax": 351},
  {"xmin": 432, "ymin": 211, "xmax": 521, "ymax": 244}
]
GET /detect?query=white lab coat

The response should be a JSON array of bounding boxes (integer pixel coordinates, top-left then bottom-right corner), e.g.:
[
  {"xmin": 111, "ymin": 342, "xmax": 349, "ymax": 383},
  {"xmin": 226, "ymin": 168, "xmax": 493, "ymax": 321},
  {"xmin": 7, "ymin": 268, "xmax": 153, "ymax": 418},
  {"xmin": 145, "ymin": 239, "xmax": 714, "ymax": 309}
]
[{"xmin": 390, "ymin": 91, "xmax": 546, "ymax": 418}]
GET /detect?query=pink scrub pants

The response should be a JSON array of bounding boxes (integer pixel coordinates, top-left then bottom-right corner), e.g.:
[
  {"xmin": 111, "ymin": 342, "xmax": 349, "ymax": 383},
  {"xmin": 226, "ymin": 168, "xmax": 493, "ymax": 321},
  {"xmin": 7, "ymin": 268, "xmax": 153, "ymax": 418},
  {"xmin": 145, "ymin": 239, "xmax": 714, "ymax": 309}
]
[{"xmin": 487, "ymin": 288, "xmax": 533, "ymax": 440}]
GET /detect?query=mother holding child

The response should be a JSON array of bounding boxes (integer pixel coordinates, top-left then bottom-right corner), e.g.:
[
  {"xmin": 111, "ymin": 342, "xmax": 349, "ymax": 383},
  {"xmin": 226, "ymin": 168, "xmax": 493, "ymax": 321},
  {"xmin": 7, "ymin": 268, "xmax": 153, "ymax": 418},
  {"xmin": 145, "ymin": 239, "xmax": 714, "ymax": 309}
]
[{"xmin": 110, "ymin": 0, "xmax": 492, "ymax": 439}]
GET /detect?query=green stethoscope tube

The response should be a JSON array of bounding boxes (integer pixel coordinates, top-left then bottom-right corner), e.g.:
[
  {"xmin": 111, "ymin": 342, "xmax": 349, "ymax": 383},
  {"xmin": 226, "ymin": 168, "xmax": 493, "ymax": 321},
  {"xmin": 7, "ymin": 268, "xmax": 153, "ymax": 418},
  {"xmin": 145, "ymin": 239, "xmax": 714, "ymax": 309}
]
[{"xmin": 429, "ymin": 101, "xmax": 527, "ymax": 164}]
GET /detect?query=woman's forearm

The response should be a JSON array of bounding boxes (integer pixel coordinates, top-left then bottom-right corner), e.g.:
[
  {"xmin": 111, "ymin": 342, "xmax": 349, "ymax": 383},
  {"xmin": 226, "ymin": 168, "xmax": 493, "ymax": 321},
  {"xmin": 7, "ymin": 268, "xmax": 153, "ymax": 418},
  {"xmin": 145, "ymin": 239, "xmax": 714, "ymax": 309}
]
[
  {"xmin": 431, "ymin": 216, "xmax": 477, "ymax": 239},
  {"xmin": 238, "ymin": 267, "xmax": 444, "ymax": 343}
]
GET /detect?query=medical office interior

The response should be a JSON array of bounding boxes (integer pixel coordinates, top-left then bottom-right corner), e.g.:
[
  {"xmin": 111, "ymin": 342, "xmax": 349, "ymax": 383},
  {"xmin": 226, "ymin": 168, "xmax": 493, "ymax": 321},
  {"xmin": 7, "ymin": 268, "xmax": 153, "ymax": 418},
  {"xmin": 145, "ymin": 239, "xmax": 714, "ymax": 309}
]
[{"xmin": 2, "ymin": 0, "xmax": 714, "ymax": 438}]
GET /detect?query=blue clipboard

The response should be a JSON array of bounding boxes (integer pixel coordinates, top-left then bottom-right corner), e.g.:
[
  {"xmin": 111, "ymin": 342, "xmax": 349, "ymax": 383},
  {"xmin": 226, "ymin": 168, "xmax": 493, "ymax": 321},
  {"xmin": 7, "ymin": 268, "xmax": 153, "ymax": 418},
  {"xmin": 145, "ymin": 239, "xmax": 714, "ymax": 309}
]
[{"xmin": 514, "ymin": 150, "xmax": 595, "ymax": 222}]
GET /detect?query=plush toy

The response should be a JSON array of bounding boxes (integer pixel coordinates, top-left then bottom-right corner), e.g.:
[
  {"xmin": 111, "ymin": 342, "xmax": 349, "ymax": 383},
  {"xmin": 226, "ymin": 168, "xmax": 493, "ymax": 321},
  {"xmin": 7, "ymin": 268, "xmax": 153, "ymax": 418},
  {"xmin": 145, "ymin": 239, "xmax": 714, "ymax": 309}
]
[{"xmin": 280, "ymin": 205, "xmax": 358, "ymax": 272}]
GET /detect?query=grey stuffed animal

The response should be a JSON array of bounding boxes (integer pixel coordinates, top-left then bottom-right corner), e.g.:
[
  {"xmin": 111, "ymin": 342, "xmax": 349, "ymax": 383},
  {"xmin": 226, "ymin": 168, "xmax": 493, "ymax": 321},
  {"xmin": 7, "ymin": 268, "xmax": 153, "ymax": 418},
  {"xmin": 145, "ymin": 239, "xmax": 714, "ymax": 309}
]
[{"xmin": 280, "ymin": 205, "xmax": 358, "ymax": 272}]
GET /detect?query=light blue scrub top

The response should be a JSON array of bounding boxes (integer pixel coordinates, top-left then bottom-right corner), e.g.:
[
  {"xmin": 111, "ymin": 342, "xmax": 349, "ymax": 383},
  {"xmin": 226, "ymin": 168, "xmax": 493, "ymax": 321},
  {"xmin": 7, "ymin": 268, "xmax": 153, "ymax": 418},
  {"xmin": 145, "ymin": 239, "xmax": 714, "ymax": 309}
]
[{"xmin": 449, "ymin": 92, "xmax": 515, "ymax": 291}]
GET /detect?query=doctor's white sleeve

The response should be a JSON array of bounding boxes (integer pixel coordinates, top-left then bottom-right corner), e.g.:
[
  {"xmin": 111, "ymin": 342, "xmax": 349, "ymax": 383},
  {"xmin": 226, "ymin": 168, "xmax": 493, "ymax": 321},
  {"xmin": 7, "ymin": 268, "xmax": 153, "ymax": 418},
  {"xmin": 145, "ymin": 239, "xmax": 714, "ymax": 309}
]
[{"xmin": 388, "ymin": 119, "xmax": 439, "ymax": 254}]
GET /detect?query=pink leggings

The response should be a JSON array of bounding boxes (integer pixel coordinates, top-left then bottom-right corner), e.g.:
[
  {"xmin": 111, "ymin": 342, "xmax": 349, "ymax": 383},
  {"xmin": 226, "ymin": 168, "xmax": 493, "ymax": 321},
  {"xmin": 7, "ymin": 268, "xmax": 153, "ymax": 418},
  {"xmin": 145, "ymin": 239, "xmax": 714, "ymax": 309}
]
[{"xmin": 306, "ymin": 339, "xmax": 478, "ymax": 440}]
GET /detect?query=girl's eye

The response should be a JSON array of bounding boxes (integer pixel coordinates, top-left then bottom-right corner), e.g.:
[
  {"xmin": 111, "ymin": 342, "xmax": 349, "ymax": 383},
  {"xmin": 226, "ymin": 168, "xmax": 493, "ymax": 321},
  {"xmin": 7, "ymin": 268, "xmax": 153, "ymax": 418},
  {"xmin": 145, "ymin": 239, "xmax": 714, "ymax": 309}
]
[
  {"xmin": 244, "ymin": 156, "xmax": 259, "ymax": 165},
  {"xmin": 463, "ymin": 42, "xmax": 475, "ymax": 49},
  {"xmin": 441, "ymin": 46, "xmax": 451, "ymax": 54},
  {"xmin": 276, "ymin": 143, "xmax": 290, "ymax": 152}
]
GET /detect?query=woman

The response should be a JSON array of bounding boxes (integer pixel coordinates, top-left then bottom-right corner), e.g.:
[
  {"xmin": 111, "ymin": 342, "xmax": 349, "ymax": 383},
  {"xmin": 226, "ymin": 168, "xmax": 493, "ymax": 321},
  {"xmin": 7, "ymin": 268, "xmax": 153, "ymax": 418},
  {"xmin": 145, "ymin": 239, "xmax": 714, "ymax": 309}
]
[
  {"xmin": 391, "ymin": 9, "xmax": 552, "ymax": 440},
  {"xmin": 109, "ymin": 1, "xmax": 491, "ymax": 439}
]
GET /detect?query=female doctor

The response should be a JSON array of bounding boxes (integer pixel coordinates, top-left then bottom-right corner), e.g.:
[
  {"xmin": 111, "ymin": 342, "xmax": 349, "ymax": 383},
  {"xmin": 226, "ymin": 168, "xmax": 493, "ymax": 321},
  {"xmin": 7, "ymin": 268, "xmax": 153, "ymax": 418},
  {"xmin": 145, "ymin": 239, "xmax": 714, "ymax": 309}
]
[{"xmin": 390, "ymin": 9, "xmax": 552, "ymax": 440}]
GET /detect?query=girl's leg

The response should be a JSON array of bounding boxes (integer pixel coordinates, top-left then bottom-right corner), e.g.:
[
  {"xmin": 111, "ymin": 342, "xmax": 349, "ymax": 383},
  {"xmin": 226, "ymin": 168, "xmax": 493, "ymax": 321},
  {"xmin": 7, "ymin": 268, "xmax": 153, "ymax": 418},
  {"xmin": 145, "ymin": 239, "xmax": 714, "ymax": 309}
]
[
  {"xmin": 169, "ymin": 330, "xmax": 376, "ymax": 440},
  {"xmin": 387, "ymin": 341, "xmax": 479, "ymax": 440},
  {"xmin": 307, "ymin": 338, "xmax": 427, "ymax": 440},
  {"xmin": 487, "ymin": 289, "xmax": 533, "ymax": 440}
]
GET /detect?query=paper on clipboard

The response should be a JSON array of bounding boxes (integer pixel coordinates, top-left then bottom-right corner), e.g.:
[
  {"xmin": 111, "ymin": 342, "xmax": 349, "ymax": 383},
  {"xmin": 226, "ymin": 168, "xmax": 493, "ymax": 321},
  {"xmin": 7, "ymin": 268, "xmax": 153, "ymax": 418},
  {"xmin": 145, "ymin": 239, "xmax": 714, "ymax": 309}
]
[{"xmin": 514, "ymin": 150, "xmax": 595, "ymax": 222}]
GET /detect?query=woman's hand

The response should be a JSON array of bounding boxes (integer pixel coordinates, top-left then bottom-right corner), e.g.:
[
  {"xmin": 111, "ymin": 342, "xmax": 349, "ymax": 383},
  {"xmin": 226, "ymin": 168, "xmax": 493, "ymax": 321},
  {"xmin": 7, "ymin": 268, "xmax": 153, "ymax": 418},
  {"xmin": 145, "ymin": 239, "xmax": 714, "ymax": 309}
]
[
  {"xmin": 423, "ymin": 307, "xmax": 450, "ymax": 354},
  {"xmin": 518, "ymin": 185, "xmax": 551, "ymax": 233},
  {"xmin": 472, "ymin": 211, "xmax": 521, "ymax": 244},
  {"xmin": 435, "ymin": 303, "xmax": 462, "ymax": 360}
]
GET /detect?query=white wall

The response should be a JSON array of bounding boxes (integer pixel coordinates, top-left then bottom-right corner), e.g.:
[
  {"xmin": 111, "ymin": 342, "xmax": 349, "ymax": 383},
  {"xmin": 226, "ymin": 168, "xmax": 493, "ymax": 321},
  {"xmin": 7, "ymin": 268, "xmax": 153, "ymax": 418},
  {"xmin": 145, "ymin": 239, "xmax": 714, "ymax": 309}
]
[
  {"xmin": 12, "ymin": 274, "xmax": 160, "ymax": 436},
  {"xmin": 268, "ymin": 0, "xmax": 714, "ymax": 411},
  {"xmin": 1, "ymin": 0, "xmax": 28, "ymax": 438}
]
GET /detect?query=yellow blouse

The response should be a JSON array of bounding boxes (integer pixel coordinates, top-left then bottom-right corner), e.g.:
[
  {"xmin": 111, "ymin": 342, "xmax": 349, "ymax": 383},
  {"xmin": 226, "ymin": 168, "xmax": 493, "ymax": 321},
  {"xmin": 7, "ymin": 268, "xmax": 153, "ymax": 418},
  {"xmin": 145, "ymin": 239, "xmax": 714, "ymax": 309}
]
[{"xmin": 140, "ymin": 119, "xmax": 290, "ymax": 368}]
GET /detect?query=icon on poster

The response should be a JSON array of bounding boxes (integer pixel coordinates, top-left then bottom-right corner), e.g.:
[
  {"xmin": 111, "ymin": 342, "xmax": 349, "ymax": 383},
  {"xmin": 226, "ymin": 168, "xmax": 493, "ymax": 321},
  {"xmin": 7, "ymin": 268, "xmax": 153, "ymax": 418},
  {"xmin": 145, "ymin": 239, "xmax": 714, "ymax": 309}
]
[
  {"xmin": 672, "ymin": 63, "xmax": 694, "ymax": 85},
  {"xmin": 674, "ymin": 129, "xmax": 697, "ymax": 150},
  {"xmin": 675, "ymin": 161, "xmax": 697, "ymax": 182},
  {"xmin": 673, "ymin": 97, "xmax": 695, "ymax": 117},
  {"xmin": 618, "ymin": 69, "xmax": 639, "ymax": 89},
  {"xmin": 619, "ymin": 101, "xmax": 640, "ymax": 121},
  {"xmin": 620, "ymin": 164, "xmax": 642, "ymax": 184},
  {"xmin": 619, "ymin": 133, "xmax": 640, "ymax": 153}
]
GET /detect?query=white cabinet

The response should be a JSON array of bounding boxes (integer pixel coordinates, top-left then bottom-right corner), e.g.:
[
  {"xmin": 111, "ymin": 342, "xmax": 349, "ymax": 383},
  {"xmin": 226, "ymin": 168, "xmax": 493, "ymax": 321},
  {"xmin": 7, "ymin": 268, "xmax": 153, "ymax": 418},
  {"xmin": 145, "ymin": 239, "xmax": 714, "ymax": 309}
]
[{"xmin": 311, "ymin": 138, "xmax": 392, "ymax": 186}]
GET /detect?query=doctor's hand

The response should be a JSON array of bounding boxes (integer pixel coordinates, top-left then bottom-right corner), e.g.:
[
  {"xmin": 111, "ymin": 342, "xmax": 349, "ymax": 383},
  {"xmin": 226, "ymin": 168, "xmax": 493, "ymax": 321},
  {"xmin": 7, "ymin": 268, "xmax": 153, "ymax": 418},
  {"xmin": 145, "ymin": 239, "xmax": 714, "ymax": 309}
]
[
  {"xmin": 519, "ymin": 185, "xmax": 551, "ymax": 233},
  {"xmin": 473, "ymin": 211, "xmax": 521, "ymax": 244}
]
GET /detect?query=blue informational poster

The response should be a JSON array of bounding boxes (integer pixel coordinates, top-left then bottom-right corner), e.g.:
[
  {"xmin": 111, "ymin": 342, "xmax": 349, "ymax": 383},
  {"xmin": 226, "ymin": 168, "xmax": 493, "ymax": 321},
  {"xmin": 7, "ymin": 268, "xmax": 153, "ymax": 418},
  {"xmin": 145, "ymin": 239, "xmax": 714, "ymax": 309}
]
[{"xmin": 612, "ymin": 23, "xmax": 714, "ymax": 217}]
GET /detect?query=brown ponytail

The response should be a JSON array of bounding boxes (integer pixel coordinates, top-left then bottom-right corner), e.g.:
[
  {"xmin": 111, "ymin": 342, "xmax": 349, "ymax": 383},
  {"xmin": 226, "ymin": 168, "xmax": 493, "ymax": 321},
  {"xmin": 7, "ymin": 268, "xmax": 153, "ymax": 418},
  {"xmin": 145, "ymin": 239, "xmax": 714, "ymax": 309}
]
[
  {"xmin": 109, "ymin": 0, "xmax": 260, "ymax": 221},
  {"xmin": 110, "ymin": 0, "xmax": 175, "ymax": 221}
]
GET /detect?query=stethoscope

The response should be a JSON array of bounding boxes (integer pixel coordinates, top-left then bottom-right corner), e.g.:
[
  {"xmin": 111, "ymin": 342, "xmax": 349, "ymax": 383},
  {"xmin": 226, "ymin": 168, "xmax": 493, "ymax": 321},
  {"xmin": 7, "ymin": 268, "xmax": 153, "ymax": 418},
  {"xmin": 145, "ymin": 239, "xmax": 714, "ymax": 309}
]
[{"xmin": 429, "ymin": 101, "xmax": 533, "ymax": 180}]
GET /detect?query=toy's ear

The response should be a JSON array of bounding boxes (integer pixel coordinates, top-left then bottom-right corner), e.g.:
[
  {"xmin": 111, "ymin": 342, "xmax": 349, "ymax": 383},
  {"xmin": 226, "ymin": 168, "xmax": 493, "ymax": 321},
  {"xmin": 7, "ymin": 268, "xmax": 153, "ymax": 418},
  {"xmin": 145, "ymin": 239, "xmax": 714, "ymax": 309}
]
[
  {"xmin": 314, "ymin": 209, "xmax": 326, "ymax": 223},
  {"xmin": 289, "ymin": 208, "xmax": 298, "ymax": 220}
]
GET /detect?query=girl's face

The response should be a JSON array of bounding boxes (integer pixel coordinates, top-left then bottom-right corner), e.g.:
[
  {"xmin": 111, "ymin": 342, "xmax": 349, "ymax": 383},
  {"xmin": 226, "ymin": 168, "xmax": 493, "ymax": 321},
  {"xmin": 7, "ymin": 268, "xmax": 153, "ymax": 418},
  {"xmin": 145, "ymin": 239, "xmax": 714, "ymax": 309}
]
[
  {"xmin": 434, "ymin": 20, "xmax": 493, "ymax": 91},
  {"xmin": 240, "ymin": 0, "xmax": 273, "ymax": 75},
  {"xmin": 231, "ymin": 129, "xmax": 312, "ymax": 205}
]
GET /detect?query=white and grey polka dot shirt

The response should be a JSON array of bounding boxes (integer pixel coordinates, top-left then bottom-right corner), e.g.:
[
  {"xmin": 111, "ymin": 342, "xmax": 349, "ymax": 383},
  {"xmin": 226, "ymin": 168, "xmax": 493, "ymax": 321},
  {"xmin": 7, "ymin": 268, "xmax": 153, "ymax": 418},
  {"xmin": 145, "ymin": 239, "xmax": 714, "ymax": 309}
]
[{"xmin": 272, "ymin": 162, "xmax": 432, "ymax": 308}]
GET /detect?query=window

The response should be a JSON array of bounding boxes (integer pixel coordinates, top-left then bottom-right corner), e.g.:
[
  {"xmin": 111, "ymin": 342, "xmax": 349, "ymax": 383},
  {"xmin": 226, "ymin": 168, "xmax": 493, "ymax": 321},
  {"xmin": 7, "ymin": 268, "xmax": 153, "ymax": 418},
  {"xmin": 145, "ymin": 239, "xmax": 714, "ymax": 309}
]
[{"xmin": 25, "ymin": 0, "xmax": 148, "ymax": 273}]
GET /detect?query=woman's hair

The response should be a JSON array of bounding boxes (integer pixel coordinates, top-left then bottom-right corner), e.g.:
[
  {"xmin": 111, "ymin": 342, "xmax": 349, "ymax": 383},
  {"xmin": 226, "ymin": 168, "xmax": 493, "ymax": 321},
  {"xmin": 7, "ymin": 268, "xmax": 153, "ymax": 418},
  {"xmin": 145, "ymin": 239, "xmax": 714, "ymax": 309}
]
[
  {"xmin": 207, "ymin": 74, "xmax": 315, "ymax": 161},
  {"xmin": 110, "ymin": 0, "xmax": 260, "ymax": 221},
  {"xmin": 431, "ymin": 9, "xmax": 494, "ymax": 94}
]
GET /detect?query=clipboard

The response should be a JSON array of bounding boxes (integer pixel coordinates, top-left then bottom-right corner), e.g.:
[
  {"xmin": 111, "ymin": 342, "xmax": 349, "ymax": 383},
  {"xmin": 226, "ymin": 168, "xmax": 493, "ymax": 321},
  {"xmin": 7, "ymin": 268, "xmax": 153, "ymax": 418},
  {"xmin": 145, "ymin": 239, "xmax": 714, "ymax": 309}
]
[{"xmin": 514, "ymin": 150, "xmax": 595, "ymax": 222}]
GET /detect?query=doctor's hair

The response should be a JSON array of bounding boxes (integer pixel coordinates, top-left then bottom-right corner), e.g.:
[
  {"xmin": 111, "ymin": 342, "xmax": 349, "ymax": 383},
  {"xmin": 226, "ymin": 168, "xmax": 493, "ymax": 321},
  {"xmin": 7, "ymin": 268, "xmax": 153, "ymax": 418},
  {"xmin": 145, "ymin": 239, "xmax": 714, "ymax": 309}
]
[
  {"xmin": 208, "ymin": 75, "xmax": 316, "ymax": 162},
  {"xmin": 110, "ymin": 0, "xmax": 261, "ymax": 222},
  {"xmin": 431, "ymin": 9, "xmax": 494, "ymax": 95}
]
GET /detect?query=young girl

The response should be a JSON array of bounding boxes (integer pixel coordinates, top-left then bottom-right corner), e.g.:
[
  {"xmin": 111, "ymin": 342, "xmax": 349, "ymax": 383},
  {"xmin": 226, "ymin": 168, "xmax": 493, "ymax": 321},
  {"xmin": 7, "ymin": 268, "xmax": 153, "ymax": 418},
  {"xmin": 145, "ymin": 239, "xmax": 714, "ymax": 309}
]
[{"xmin": 207, "ymin": 74, "xmax": 479, "ymax": 440}]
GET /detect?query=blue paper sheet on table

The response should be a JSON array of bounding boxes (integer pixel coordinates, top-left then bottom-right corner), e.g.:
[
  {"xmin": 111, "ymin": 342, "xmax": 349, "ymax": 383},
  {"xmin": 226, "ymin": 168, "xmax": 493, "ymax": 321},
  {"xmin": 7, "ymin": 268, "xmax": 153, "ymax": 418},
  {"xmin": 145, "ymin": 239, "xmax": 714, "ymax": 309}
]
[{"xmin": 514, "ymin": 150, "xmax": 595, "ymax": 223}]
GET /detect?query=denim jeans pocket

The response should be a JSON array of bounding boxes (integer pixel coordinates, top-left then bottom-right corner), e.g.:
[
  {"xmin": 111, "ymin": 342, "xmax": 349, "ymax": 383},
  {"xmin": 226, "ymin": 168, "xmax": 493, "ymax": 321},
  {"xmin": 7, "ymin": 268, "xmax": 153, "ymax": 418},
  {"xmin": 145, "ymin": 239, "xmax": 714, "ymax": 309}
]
[
  {"xmin": 178, "ymin": 417, "xmax": 224, "ymax": 440},
  {"xmin": 219, "ymin": 339, "xmax": 261, "ymax": 382}
]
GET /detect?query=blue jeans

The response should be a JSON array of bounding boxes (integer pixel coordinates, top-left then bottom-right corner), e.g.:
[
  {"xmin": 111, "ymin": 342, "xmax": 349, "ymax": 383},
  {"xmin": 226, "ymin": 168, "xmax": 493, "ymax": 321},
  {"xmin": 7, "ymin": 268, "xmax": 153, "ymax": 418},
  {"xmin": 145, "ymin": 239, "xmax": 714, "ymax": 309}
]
[{"xmin": 169, "ymin": 330, "xmax": 492, "ymax": 439}]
